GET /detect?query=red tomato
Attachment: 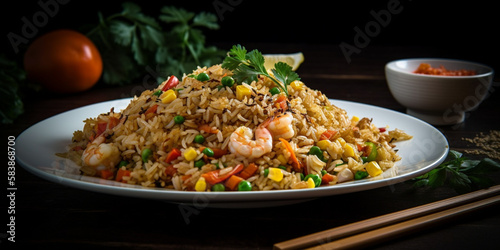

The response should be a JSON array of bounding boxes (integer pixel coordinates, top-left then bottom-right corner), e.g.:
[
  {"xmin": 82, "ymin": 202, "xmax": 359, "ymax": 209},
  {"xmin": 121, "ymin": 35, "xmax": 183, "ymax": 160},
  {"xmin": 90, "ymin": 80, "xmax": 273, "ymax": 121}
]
[{"xmin": 24, "ymin": 29, "xmax": 103, "ymax": 94}]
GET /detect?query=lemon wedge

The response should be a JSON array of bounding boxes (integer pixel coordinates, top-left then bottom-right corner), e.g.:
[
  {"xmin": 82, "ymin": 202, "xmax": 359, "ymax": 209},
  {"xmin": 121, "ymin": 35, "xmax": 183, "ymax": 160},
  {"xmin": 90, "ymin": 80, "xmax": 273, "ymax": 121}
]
[{"xmin": 263, "ymin": 52, "xmax": 304, "ymax": 71}]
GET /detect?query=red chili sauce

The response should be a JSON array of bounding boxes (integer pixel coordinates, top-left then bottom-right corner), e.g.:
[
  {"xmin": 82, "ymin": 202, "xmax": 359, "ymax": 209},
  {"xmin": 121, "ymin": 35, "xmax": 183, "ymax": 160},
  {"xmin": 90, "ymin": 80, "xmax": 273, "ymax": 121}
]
[{"xmin": 414, "ymin": 63, "xmax": 476, "ymax": 76}]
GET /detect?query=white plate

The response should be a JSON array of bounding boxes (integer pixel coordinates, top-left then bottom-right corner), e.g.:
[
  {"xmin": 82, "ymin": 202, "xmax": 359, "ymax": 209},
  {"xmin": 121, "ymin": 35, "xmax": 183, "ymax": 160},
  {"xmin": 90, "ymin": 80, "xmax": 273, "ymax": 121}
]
[{"xmin": 16, "ymin": 98, "xmax": 449, "ymax": 208}]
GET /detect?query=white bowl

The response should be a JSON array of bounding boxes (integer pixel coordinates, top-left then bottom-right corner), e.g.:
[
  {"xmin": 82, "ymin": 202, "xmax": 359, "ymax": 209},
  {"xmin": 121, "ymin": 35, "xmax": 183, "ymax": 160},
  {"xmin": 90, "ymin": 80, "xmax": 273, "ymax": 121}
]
[{"xmin": 385, "ymin": 58, "xmax": 494, "ymax": 125}]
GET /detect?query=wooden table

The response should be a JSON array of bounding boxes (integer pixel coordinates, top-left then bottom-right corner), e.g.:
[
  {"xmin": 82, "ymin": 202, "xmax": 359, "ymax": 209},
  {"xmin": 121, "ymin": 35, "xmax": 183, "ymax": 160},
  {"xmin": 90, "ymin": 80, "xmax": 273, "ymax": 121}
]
[{"xmin": 3, "ymin": 44, "xmax": 499, "ymax": 249}]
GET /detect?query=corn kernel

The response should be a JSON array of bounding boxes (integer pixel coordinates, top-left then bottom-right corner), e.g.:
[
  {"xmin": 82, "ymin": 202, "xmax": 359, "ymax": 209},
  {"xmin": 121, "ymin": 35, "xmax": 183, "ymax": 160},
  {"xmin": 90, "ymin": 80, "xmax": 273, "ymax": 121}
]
[
  {"xmin": 351, "ymin": 116, "xmax": 359, "ymax": 124},
  {"xmin": 267, "ymin": 167, "xmax": 284, "ymax": 182},
  {"xmin": 161, "ymin": 89, "xmax": 177, "ymax": 104},
  {"xmin": 183, "ymin": 147, "xmax": 198, "ymax": 161},
  {"xmin": 317, "ymin": 140, "xmax": 331, "ymax": 150},
  {"xmin": 306, "ymin": 177, "xmax": 316, "ymax": 188},
  {"xmin": 366, "ymin": 161, "xmax": 383, "ymax": 177},
  {"xmin": 336, "ymin": 138, "xmax": 346, "ymax": 146},
  {"xmin": 277, "ymin": 155, "xmax": 287, "ymax": 165},
  {"xmin": 236, "ymin": 85, "xmax": 251, "ymax": 100},
  {"xmin": 195, "ymin": 177, "xmax": 207, "ymax": 191},
  {"xmin": 343, "ymin": 143, "xmax": 356, "ymax": 158},
  {"xmin": 290, "ymin": 80, "xmax": 304, "ymax": 91}
]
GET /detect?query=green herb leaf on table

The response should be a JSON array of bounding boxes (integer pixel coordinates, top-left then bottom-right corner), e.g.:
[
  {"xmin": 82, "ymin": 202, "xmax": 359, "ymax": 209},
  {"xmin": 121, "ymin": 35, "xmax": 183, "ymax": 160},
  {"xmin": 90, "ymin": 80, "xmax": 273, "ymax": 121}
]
[
  {"xmin": 85, "ymin": 2, "xmax": 224, "ymax": 86},
  {"xmin": 0, "ymin": 55, "xmax": 25, "ymax": 124},
  {"xmin": 412, "ymin": 150, "xmax": 500, "ymax": 194}
]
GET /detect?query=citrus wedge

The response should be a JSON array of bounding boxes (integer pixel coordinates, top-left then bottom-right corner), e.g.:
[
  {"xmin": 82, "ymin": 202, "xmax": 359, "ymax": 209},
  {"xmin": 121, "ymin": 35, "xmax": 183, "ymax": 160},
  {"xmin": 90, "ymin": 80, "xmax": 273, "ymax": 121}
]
[{"xmin": 263, "ymin": 52, "xmax": 304, "ymax": 71}]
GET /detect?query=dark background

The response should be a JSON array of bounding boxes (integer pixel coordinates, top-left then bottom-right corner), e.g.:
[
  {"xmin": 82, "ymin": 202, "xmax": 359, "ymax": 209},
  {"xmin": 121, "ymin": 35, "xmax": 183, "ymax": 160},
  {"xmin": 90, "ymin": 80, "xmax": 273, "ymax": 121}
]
[{"xmin": 2, "ymin": 0, "xmax": 498, "ymax": 72}]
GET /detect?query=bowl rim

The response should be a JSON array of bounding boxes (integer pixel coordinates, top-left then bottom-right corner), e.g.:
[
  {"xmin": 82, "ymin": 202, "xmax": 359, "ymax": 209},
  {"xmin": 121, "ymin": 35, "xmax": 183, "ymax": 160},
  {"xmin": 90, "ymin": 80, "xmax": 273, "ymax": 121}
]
[{"xmin": 385, "ymin": 58, "xmax": 494, "ymax": 79}]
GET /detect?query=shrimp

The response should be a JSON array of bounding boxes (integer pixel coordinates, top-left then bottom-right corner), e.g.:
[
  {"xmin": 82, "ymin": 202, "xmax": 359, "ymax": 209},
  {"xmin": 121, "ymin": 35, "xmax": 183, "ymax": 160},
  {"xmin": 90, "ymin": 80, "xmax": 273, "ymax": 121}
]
[
  {"xmin": 81, "ymin": 134, "xmax": 120, "ymax": 170},
  {"xmin": 228, "ymin": 126, "xmax": 273, "ymax": 159},
  {"xmin": 266, "ymin": 112, "xmax": 294, "ymax": 140}
]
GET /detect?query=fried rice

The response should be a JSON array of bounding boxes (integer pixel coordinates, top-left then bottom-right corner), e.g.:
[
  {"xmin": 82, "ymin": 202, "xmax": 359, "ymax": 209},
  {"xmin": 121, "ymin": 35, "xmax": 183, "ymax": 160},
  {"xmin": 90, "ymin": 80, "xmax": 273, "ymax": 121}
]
[{"xmin": 62, "ymin": 64, "xmax": 412, "ymax": 191}]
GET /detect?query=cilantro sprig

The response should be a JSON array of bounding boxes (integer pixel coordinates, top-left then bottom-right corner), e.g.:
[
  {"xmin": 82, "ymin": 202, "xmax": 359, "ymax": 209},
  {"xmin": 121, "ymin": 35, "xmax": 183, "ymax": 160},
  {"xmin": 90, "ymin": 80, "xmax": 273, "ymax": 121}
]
[
  {"xmin": 221, "ymin": 45, "xmax": 300, "ymax": 96},
  {"xmin": 413, "ymin": 150, "xmax": 500, "ymax": 194}
]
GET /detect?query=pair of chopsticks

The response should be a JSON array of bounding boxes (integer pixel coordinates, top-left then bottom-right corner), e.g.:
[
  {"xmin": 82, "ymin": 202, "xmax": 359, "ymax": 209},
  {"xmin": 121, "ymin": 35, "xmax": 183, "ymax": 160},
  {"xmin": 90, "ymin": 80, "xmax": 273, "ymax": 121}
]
[{"xmin": 274, "ymin": 185, "xmax": 500, "ymax": 250}]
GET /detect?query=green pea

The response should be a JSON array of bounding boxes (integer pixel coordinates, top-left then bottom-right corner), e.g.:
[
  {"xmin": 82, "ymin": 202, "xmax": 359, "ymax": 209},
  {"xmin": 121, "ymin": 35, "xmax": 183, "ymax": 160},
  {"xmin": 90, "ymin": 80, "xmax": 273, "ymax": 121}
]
[
  {"xmin": 221, "ymin": 76, "xmax": 235, "ymax": 87},
  {"xmin": 278, "ymin": 165, "xmax": 287, "ymax": 170},
  {"xmin": 196, "ymin": 72, "xmax": 210, "ymax": 81},
  {"xmin": 118, "ymin": 160, "xmax": 129, "ymax": 168},
  {"xmin": 194, "ymin": 134, "xmax": 205, "ymax": 144},
  {"xmin": 237, "ymin": 180, "xmax": 252, "ymax": 191},
  {"xmin": 264, "ymin": 168, "xmax": 269, "ymax": 177},
  {"xmin": 270, "ymin": 87, "xmax": 281, "ymax": 95},
  {"xmin": 211, "ymin": 183, "xmax": 225, "ymax": 192},
  {"xmin": 141, "ymin": 148, "xmax": 152, "ymax": 163},
  {"xmin": 309, "ymin": 146, "xmax": 326, "ymax": 162},
  {"xmin": 309, "ymin": 146, "xmax": 322, "ymax": 156},
  {"xmin": 195, "ymin": 160, "xmax": 205, "ymax": 169},
  {"xmin": 299, "ymin": 173, "xmax": 305, "ymax": 181},
  {"xmin": 174, "ymin": 115, "xmax": 185, "ymax": 124},
  {"xmin": 217, "ymin": 85, "xmax": 225, "ymax": 91},
  {"xmin": 321, "ymin": 170, "xmax": 328, "ymax": 176},
  {"xmin": 202, "ymin": 147, "xmax": 214, "ymax": 157},
  {"xmin": 354, "ymin": 171, "xmax": 369, "ymax": 180},
  {"xmin": 304, "ymin": 174, "xmax": 321, "ymax": 187}
]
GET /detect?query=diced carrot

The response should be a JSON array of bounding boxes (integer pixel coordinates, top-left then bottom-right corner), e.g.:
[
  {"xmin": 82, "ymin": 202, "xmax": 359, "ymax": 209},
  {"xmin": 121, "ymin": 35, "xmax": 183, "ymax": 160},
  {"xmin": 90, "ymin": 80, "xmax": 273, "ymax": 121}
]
[
  {"xmin": 96, "ymin": 122, "xmax": 107, "ymax": 136},
  {"xmin": 320, "ymin": 129, "xmax": 337, "ymax": 141},
  {"xmin": 144, "ymin": 104, "xmax": 158, "ymax": 116},
  {"xmin": 276, "ymin": 94, "xmax": 287, "ymax": 109},
  {"xmin": 165, "ymin": 165, "xmax": 177, "ymax": 177},
  {"xmin": 279, "ymin": 138, "xmax": 302, "ymax": 172},
  {"xmin": 96, "ymin": 116, "xmax": 120, "ymax": 137},
  {"xmin": 100, "ymin": 169, "xmax": 114, "ymax": 180},
  {"xmin": 202, "ymin": 164, "xmax": 244, "ymax": 185},
  {"xmin": 165, "ymin": 148, "xmax": 182, "ymax": 163},
  {"xmin": 225, "ymin": 175, "xmax": 244, "ymax": 191},
  {"xmin": 321, "ymin": 173, "xmax": 335, "ymax": 185},
  {"xmin": 199, "ymin": 124, "xmax": 219, "ymax": 134},
  {"xmin": 108, "ymin": 116, "xmax": 120, "ymax": 129},
  {"xmin": 238, "ymin": 163, "xmax": 258, "ymax": 180},
  {"xmin": 115, "ymin": 169, "xmax": 131, "ymax": 182}
]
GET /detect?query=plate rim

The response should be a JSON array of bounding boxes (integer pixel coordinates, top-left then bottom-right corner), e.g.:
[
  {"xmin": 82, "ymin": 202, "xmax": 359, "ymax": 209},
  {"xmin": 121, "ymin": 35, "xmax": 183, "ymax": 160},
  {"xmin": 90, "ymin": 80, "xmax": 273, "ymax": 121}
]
[{"xmin": 16, "ymin": 98, "xmax": 449, "ymax": 205}]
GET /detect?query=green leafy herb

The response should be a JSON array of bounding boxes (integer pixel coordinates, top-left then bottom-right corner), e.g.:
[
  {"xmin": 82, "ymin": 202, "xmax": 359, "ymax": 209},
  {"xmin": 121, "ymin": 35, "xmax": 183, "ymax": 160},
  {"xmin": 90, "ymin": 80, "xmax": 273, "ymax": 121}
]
[
  {"xmin": 0, "ymin": 54, "xmax": 25, "ymax": 124},
  {"xmin": 221, "ymin": 44, "xmax": 300, "ymax": 96},
  {"xmin": 85, "ymin": 2, "xmax": 224, "ymax": 85},
  {"xmin": 412, "ymin": 150, "xmax": 500, "ymax": 194}
]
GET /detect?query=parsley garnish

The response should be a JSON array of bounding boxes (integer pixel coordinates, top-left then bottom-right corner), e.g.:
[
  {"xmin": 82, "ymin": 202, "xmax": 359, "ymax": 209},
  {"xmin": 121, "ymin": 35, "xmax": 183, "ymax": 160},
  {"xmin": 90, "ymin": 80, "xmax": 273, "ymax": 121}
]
[
  {"xmin": 221, "ymin": 45, "xmax": 300, "ymax": 96},
  {"xmin": 413, "ymin": 150, "xmax": 500, "ymax": 194}
]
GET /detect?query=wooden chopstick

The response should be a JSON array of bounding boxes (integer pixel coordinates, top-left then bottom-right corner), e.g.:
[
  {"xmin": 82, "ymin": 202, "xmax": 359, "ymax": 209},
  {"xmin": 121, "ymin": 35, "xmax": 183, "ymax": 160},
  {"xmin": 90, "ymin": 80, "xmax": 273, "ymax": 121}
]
[
  {"xmin": 274, "ymin": 185, "xmax": 500, "ymax": 250},
  {"xmin": 307, "ymin": 195, "xmax": 500, "ymax": 249}
]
